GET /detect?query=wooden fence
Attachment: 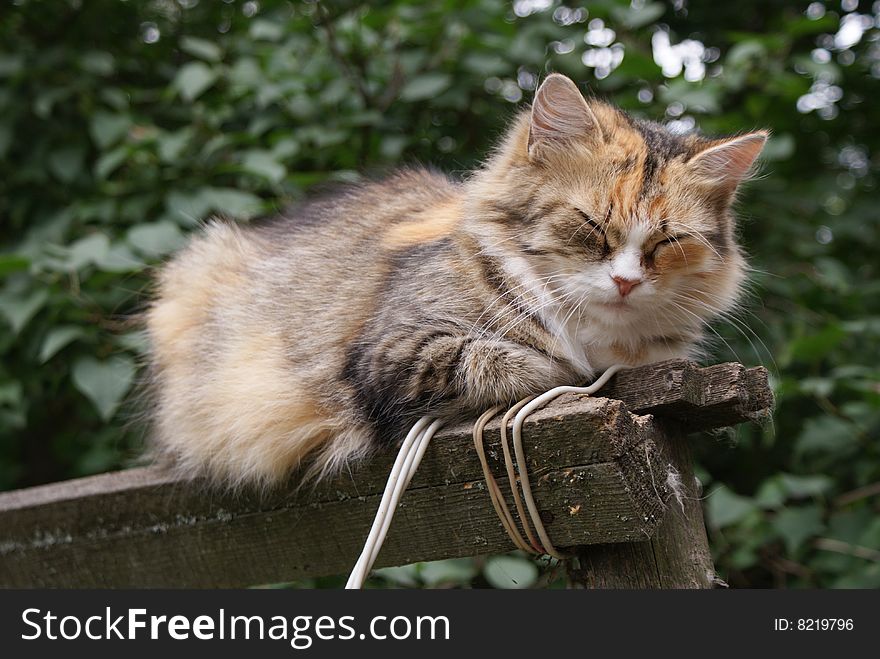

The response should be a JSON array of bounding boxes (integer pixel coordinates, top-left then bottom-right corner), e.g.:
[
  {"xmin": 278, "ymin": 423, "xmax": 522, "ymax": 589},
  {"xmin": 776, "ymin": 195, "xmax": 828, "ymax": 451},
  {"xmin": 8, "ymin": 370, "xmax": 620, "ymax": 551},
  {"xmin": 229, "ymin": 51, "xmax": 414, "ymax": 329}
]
[{"xmin": 0, "ymin": 359, "xmax": 772, "ymax": 588}]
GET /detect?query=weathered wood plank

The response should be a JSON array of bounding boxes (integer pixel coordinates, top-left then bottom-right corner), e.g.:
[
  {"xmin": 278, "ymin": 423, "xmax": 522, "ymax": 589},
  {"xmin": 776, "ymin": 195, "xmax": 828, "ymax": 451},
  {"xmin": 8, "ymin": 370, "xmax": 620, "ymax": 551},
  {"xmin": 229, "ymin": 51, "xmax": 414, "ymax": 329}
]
[
  {"xmin": 0, "ymin": 399, "xmax": 671, "ymax": 587},
  {"xmin": 0, "ymin": 360, "xmax": 773, "ymax": 588},
  {"xmin": 599, "ymin": 359, "xmax": 773, "ymax": 432}
]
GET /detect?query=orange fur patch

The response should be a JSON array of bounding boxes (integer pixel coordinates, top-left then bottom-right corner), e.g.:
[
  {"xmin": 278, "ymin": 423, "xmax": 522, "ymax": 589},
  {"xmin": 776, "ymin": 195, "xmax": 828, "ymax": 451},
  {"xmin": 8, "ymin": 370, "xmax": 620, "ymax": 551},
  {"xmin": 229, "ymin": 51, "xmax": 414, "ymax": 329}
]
[
  {"xmin": 648, "ymin": 195, "xmax": 668, "ymax": 221},
  {"xmin": 382, "ymin": 198, "xmax": 462, "ymax": 248},
  {"xmin": 161, "ymin": 323, "xmax": 343, "ymax": 486},
  {"xmin": 654, "ymin": 240, "xmax": 710, "ymax": 272},
  {"xmin": 610, "ymin": 170, "xmax": 640, "ymax": 224}
]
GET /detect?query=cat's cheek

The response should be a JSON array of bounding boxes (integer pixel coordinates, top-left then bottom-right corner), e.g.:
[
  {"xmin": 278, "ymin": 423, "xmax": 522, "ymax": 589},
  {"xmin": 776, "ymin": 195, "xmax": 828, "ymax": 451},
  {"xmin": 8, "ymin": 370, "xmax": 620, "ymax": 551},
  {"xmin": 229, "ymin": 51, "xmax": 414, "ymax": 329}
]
[
  {"xmin": 689, "ymin": 267, "xmax": 746, "ymax": 312},
  {"xmin": 652, "ymin": 241, "xmax": 710, "ymax": 274}
]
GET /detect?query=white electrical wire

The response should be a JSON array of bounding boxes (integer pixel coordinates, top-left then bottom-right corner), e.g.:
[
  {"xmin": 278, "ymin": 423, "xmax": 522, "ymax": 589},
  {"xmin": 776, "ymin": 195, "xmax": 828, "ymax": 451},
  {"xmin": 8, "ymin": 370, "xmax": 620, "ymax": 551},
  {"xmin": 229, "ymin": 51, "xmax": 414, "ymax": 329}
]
[
  {"xmin": 508, "ymin": 363, "xmax": 627, "ymax": 558},
  {"xmin": 366, "ymin": 418, "xmax": 444, "ymax": 567},
  {"xmin": 345, "ymin": 416, "xmax": 443, "ymax": 589},
  {"xmin": 472, "ymin": 406, "xmax": 533, "ymax": 553},
  {"xmin": 345, "ymin": 363, "xmax": 627, "ymax": 588},
  {"xmin": 498, "ymin": 396, "xmax": 543, "ymax": 552}
]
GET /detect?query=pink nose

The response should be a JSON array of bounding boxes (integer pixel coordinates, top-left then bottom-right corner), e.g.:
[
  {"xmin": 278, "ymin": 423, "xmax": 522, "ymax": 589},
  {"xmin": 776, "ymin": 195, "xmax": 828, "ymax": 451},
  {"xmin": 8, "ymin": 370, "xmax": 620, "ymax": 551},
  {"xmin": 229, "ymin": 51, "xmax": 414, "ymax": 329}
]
[{"xmin": 612, "ymin": 276, "xmax": 641, "ymax": 297}]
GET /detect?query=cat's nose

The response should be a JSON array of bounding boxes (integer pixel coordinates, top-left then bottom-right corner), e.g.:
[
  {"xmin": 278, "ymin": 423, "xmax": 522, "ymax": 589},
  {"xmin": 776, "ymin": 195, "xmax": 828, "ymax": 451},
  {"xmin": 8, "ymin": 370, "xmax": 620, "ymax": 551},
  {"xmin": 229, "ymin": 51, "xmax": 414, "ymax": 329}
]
[{"xmin": 612, "ymin": 276, "xmax": 641, "ymax": 297}]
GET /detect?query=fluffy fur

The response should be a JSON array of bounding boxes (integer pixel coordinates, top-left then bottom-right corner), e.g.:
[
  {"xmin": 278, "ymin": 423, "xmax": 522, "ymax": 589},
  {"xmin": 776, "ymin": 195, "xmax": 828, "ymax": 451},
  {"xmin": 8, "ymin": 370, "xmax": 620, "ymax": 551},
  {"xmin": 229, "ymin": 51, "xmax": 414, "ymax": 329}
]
[{"xmin": 145, "ymin": 74, "xmax": 766, "ymax": 489}]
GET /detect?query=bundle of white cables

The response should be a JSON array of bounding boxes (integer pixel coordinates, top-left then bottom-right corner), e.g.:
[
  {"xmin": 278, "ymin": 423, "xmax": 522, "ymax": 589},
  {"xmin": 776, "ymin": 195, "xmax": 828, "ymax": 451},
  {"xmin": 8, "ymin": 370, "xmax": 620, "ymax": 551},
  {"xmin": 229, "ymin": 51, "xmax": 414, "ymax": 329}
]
[{"xmin": 345, "ymin": 364, "xmax": 626, "ymax": 589}]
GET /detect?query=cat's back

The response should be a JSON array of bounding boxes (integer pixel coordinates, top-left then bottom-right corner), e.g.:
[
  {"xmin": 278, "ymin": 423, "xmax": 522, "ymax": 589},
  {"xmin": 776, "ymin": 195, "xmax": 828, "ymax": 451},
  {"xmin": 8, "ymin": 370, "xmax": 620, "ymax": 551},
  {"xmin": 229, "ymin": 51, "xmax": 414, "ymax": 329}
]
[
  {"xmin": 257, "ymin": 166, "xmax": 461, "ymax": 252},
  {"xmin": 151, "ymin": 167, "xmax": 460, "ymax": 330},
  {"xmin": 145, "ymin": 167, "xmax": 465, "ymax": 486}
]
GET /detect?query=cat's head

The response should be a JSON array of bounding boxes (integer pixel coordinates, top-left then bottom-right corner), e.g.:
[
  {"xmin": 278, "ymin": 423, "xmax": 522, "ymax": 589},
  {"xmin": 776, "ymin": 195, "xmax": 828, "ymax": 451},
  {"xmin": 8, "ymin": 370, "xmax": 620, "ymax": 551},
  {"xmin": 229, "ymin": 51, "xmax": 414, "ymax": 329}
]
[{"xmin": 468, "ymin": 73, "xmax": 766, "ymax": 343}]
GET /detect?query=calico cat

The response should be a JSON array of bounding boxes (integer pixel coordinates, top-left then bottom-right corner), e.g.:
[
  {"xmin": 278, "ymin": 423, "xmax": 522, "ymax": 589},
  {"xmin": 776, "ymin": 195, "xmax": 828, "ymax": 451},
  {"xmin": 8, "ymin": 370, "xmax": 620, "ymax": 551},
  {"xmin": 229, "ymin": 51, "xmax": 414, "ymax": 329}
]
[{"xmin": 146, "ymin": 73, "xmax": 766, "ymax": 489}]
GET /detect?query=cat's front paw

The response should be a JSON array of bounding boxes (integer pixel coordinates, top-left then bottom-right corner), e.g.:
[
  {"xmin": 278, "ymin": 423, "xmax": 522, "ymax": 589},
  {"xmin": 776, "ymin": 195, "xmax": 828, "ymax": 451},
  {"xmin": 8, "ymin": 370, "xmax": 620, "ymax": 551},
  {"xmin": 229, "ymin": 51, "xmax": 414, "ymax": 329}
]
[{"xmin": 461, "ymin": 339, "xmax": 569, "ymax": 405}]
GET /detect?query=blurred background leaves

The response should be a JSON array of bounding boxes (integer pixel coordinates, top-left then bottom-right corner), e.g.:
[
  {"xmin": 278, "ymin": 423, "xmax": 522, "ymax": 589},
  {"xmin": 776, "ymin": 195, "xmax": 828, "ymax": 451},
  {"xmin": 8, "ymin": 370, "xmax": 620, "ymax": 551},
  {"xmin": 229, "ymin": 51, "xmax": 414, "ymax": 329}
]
[{"xmin": 0, "ymin": 0, "xmax": 878, "ymax": 588}]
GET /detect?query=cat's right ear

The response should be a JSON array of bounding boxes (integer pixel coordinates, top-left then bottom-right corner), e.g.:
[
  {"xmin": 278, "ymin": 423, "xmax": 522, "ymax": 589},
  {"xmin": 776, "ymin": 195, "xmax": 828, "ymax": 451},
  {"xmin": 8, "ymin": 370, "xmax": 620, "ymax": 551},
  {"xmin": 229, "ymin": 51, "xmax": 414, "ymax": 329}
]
[{"xmin": 528, "ymin": 74, "xmax": 603, "ymax": 159}]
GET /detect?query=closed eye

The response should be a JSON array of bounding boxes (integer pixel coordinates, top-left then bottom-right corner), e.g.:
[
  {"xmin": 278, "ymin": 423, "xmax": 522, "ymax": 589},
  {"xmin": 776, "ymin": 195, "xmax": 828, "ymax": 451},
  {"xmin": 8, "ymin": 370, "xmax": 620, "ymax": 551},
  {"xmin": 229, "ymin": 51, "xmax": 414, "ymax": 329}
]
[
  {"xmin": 576, "ymin": 209, "xmax": 610, "ymax": 255},
  {"xmin": 650, "ymin": 233, "xmax": 689, "ymax": 256},
  {"xmin": 576, "ymin": 209, "xmax": 607, "ymax": 242}
]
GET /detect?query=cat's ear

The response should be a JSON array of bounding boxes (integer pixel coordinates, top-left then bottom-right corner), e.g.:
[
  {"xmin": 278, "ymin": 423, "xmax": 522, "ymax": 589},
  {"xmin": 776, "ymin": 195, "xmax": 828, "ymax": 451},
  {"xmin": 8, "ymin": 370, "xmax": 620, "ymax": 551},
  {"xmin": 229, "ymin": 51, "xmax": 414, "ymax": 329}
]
[
  {"xmin": 688, "ymin": 131, "xmax": 768, "ymax": 190},
  {"xmin": 528, "ymin": 74, "xmax": 603, "ymax": 158}
]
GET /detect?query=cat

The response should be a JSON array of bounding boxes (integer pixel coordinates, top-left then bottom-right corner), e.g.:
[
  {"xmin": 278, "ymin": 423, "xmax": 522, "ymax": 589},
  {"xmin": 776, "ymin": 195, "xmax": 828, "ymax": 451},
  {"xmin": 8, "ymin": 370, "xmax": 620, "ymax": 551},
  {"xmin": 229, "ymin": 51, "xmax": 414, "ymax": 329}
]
[{"xmin": 145, "ymin": 73, "xmax": 766, "ymax": 490}]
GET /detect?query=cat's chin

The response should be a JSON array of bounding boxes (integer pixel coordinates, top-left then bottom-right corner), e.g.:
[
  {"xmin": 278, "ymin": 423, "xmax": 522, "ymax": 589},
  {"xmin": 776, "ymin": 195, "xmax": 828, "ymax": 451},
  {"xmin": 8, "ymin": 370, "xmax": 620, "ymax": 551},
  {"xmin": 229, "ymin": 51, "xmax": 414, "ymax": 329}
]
[
  {"xmin": 596, "ymin": 298, "xmax": 631, "ymax": 311},
  {"xmin": 593, "ymin": 298, "xmax": 643, "ymax": 319},
  {"xmin": 587, "ymin": 297, "xmax": 656, "ymax": 329}
]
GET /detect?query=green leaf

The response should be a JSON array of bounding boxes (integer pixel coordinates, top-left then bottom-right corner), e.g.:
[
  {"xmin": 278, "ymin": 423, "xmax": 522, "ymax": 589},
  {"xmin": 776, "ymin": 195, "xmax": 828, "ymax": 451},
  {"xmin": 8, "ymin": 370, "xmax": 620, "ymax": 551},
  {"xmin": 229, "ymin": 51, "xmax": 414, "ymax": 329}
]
[
  {"xmin": 762, "ymin": 134, "xmax": 795, "ymax": 161},
  {"xmin": 33, "ymin": 87, "xmax": 69, "ymax": 118},
  {"xmin": 48, "ymin": 146, "xmax": 86, "ymax": 182},
  {"xmin": 96, "ymin": 242, "xmax": 144, "ymax": 273},
  {"xmin": 795, "ymin": 416, "xmax": 859, "ymax": 457},
  {"xmin": 462, "ymin": 53, "xmax": 509, "ymax": 76},
  {"xmin": 400, "ymin": 73, "xmax": 452, "ymax": 102},
  {"xmin": 165, "ymin": 189, "xmax": 214, "ymax": 226},
  {"xmin": 0, "ymin": 254, "xmax": 29, "ymax": 277},
  {"xmin": 72, "ymin": 355, "xmax": 136, "ymax": 422},
  {"xmin": 100, "ymin": 87, "xmax": 129, "ymax": 110},
  {"xmin": 241, "ymin": 150, "xmax": 286, "ymax": 183},
  {"xmin": 94, "ymin": 146, "xmax": 128, "ymax": 180},
  {"xmin": 250, "ymin": 19, "xmax": 284, "ymax": 41},
  {"xmin": 89, "ymin": 111, "xmax": 131, "ymax": 149},
  {"xmin": 0, "ymin": 54, "xmax": 24, "ymax": 77},
  {"xmin": 483, "ymin": 555, "xmax": 538, "ymax": 589},
  {"xmin": 828, "ymin": 509, "xmax": 874, "ymax": 545},
  {"xmin": 660, "ymin": 80, "xmax": 721, "ymax": 113},
  {"xmin": 0, "ymin": 288, "xmax": 49, "ymax": 334},
  {"xmin": 814, "ymin": 258, "xmax": 852, "ymax": 294},
  {"xmin": 80, "ymin": 51, "xmax": 115, "ymax": 76},
  {"xmin": 75, "ymin": 199, "xmax": 115, "ymax": 224},
  {"xmin": 706, "ymin": 485, "xmax": 757, "ymax": 528},
  {"xmin": 612, "ymin": 2, "xmax": 666, "ymax": 29},
  {"xmin": 419, "ymin": 558, "xmax": 478, "ymax": 587},
  {"xmin": 157, "ymin": 128, "xmax": 193, "ymax": 163},
  {"xmin": 788, "ymin": 324, "xmax": 846, "ymax": 362},
  {"xmin": 798, "ymin": 377, "xmax": 834, "ymax": 398},
  {"xmin": 180, "ymin": 36, "xmax": 222, "ymax": 62},
  {"xmin": 727, "ymin": 40, "xmax": 767, "ymax": 68},
  {"xmin": 202, "ymin": 188, "xmax": 263, "ymax": 220},
  {"xmin": 115, "ymin": 330, "xmax": 150, "ymax": 355},
  {"xmin": 774, "ymin": 506, "xmax": 825, "ymax": 555},
  {"xmin": 39, "ymin": 326, "xmax": 85, "ymax": 363},
  {"xmin": 174, "ymin": 62, "xmax": 218, "ymax": 102},
  {"xmin": 380, "ymin": 135, "xmax": 408, "ymax": 159},
  {"xmin": 754, "ymin": 479, "xmax": 787, "ymax": 509},
  {"xmin": 0, "ymin": 380, "xmax": 23, "ymax": 406},
  {"xmin": 319, "ymin": 78, "xmax": 350, "ymax": 106},
  {"xmin": 755, "ymin": 473, "xmax": 833, "ymax": 508},
  {"xmin": 373, "ymin": 564, "xmax": 420, "ymax": 587},
  {"xmin": 67, "ymin": 233, "xmax": 110, "ymax": 270},
  {"xmin": 271, "ymin": 138, "xmax": 300, "ymax": 160},
  {"xmin": 858, "ymin": 518, "xmax": 880, "ymax": 549},
  {"xmin": 777, "ymin": 473, "xmax": 834, "ymax": 498},
  {"xmin": 228, "ymin": 57, "xmax": 263, "ymax": 90},
  {"xmin": 126, "ymin": 221, "xmax": 186, "ymax": 258}
]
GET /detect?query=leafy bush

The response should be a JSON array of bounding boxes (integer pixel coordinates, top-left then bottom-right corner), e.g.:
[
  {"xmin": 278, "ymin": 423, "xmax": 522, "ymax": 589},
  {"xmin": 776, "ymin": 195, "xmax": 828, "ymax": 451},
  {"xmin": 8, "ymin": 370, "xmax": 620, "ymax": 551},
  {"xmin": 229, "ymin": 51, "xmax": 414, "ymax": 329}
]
[{"xmin": 1, "ymin": 0, "xmax": 878, "ymax": 587}]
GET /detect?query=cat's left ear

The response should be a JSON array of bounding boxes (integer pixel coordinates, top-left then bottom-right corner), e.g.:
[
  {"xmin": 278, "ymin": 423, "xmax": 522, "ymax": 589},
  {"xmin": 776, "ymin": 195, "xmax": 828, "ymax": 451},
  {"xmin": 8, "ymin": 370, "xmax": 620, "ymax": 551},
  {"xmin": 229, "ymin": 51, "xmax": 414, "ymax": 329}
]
[
  {"xmin": 688, "ymin": 131, "xmax": 769, "ymax": 191},
  {"xmin": 528, "ymin": 74, "xmax": 604, "ymax": 159}
]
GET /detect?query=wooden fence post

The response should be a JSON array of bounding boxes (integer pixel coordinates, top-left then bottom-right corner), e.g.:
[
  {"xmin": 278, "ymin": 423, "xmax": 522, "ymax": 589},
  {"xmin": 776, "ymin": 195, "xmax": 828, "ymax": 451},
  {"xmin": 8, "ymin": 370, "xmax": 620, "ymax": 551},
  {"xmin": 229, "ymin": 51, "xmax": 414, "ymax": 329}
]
[{"xmin": 567, "ymin": 420, "xmax": 715, "ymax": 588}]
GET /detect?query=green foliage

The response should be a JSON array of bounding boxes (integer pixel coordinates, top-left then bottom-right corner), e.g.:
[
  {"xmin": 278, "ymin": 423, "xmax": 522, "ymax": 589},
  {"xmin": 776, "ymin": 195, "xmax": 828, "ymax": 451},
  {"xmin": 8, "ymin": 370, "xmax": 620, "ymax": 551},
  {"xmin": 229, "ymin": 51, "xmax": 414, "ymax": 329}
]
[
  {"xmin": 295, "ymin": 554, "xmax": 554, "ymax": 589},
  {"xmin": 1, "ymin": 0, "xmax": 878, "ymax": 588}
]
